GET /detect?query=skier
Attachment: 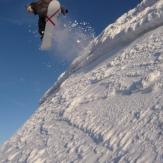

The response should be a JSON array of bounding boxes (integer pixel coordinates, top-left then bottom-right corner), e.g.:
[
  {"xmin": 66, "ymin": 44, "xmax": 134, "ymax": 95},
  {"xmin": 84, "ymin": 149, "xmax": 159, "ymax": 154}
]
[{"xmin": 27, "ymin": 0, "xmax": 68, "ymax": 40}]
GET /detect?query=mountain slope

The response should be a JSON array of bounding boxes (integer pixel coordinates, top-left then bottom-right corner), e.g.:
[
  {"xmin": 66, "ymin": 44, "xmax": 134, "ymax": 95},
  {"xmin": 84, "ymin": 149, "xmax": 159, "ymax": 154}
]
[
  {"xmin": 0, "ymin": 0, "xmax": 163, "ymax": 162},
  {"xmin": 41, "ymin": 0, "xmax": 163, "ymax": 103}
]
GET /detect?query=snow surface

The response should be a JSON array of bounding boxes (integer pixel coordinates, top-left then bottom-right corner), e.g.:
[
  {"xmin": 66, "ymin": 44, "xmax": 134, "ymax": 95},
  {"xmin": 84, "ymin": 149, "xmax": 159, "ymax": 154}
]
[{"xmin": 0, "ymin": 0, "xmax": 163, "ymax": 162}]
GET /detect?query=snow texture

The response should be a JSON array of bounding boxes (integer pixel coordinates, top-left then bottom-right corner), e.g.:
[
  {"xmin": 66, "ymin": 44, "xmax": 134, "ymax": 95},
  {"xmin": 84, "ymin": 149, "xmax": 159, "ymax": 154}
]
[{"xmin": 0, "ymin": 0, "xmax": 163, "ymax": 162}]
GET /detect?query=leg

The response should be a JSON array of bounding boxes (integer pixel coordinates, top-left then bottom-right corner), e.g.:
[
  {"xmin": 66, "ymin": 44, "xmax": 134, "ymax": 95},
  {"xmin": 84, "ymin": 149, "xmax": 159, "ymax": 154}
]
[{"xmin": 38, "ymin": 16, "xmax": 46, "ymax": 40}]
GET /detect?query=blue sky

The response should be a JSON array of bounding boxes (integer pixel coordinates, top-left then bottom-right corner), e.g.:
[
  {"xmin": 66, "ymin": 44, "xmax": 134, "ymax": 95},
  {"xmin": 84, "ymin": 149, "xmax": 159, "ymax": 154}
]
[{"xmin": 0, "ymin": 0, "xmax": 140, "ymax": 144}]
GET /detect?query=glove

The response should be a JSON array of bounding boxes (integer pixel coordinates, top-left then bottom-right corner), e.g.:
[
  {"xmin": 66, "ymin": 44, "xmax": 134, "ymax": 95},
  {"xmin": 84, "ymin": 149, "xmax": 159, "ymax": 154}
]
[{"xmin": 61, "ymin": 6, "xmax": 68, "ymax": 15}]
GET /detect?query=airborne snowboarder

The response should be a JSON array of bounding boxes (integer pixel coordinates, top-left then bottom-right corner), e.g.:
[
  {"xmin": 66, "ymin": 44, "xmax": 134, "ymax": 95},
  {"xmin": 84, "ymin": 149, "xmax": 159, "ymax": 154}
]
[{"xmin": 27, "ymin": 0, "xmax": 68, "ymax": 40}]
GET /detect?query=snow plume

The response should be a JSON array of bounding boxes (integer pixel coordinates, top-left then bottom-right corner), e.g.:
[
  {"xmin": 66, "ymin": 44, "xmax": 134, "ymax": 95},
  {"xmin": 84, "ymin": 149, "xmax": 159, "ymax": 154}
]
[{"xmin": 51, "ymin": 17, "xmax": 95, "ymax": 61}]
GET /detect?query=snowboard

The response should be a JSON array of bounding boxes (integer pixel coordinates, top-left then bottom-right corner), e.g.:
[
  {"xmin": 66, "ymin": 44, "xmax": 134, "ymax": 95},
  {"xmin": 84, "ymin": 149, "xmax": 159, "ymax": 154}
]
[{"xmin": 41, "ymin": 0, "xmax": 61, "ymax": 50}]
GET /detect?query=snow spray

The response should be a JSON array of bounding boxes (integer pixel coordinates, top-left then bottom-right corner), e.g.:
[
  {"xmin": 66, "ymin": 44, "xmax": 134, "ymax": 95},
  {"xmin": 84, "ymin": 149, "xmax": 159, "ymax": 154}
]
[{"xmin": 51, "ymin": 17, "xmax": 95, "ymax": 61}]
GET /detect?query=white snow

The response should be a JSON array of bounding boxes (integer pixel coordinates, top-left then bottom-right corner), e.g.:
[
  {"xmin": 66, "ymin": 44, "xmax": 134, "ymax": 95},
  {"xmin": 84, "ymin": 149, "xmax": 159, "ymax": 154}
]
[{"xmin": 0, "ymin": 0, "xmax": 163, "ymax": 162}]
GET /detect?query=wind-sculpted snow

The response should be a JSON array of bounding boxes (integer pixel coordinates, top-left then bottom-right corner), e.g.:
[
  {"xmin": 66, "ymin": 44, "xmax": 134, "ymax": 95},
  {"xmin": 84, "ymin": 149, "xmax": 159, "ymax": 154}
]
[
  {"xmin": 41, "ymin": 0, "xmax": 163, "ymax": 103},
  {"xmin": 1, "ymin": 0, "xmax": 163, "ymax": 162},
  {"xmin": 71, "ymin": 0, "xmax": 163, "ymax": 70}
]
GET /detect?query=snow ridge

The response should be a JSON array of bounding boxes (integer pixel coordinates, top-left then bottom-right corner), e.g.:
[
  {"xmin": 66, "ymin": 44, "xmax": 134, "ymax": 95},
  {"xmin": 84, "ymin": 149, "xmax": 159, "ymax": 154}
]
[
  {"xmin": 41, "ymin": 0, "xmax": 163, "ymax": 103},
  {"xmin": 1, "ymin": 0, "xmax": 163, "ymax": 162},
  {"xmin": 74, "ymin": 0, "xmax": 163, "ymax": 69}
]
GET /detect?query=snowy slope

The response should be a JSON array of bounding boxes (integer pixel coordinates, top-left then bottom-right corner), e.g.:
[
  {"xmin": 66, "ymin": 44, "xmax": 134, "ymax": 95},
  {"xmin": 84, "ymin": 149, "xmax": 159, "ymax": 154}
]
[{"xmin": 0, "ymin": 0, "xmax": 163, "ymax": 162}]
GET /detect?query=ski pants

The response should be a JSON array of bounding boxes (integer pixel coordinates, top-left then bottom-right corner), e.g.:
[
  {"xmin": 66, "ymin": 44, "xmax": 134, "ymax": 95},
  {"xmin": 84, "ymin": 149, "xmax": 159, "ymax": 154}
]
[{"xmin": 38, "ymin": 16, "xmax": 46, "ymax": 38}]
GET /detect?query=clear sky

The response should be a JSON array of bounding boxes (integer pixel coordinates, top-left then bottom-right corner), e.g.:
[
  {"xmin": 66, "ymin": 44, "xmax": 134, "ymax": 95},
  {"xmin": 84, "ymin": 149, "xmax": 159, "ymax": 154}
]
[{"xmin": 0, "ymin": 0, "xmax": 140, "ymax": 144}]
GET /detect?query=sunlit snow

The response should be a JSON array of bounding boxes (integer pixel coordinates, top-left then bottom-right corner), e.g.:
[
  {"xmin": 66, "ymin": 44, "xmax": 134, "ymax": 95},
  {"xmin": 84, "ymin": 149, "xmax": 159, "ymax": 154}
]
[{"xmin": 0, "ymin": 0, "xmax": 163, "ymax": 162}]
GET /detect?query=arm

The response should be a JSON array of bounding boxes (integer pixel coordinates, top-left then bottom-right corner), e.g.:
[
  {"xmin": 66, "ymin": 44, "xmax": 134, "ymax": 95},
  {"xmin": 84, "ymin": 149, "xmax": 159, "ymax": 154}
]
[
  {"xmin": 27, "ymin": 2, "xmax": 48, "ymax": 17},
  {"xmin": 27, "ymin": 2, "xmax": 38, "ymax": 15}
]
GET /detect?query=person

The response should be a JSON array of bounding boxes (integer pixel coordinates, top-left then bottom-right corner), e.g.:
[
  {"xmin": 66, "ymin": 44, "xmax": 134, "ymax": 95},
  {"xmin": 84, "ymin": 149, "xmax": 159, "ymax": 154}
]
[{"xmin": 27, "ymin": 0, "xmax": 68, "ymax": 40}]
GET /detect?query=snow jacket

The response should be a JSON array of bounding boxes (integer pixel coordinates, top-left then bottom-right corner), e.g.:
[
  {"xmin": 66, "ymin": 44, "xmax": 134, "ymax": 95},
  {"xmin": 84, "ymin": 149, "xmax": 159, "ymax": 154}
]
[
  {"xmin": 30, "ymin": 0, "xmax": 51, "ymax": 17},
  {"xmin": 30, "ymin": 0, "xmax": 68, "ymax": 17}
]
